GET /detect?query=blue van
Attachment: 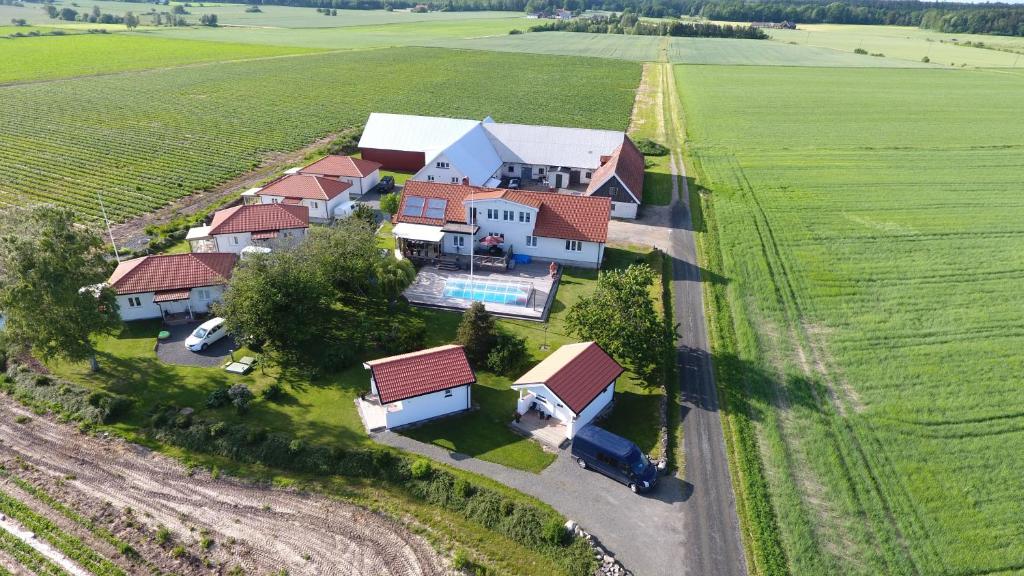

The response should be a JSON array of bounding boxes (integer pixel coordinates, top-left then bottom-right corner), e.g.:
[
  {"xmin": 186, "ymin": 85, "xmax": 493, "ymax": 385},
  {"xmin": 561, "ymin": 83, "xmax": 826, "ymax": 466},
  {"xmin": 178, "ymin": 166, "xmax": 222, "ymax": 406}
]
[{"xmin": 571, "ymin": 425, "xmax": 658, "ymax": 494}]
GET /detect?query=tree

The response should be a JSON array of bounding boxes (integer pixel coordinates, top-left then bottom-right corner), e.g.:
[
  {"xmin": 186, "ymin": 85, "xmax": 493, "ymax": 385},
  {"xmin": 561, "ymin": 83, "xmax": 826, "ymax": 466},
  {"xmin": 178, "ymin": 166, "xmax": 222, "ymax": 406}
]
[
  {"xmin": 0, "ymin": 206, "xmax": 120, "ymax": 371},
  {"xmin": 349, "ymin": 203, "xmax": 377, "ymax": 231},
  {"xmin": 58, "ymin": 7, "xmax": 77, "ymax": 20},
  {"xmin": 372, "ymin": 257, "xmax": 415, "ymax": 306},
  {"xmin": 123, "ymin": 11, "xmax": 139, "ymax": 29},
  {"xmin": 379, "ymin": 192, "xmax": 400, "ymax": 217},
  {"xmin": 303, "ymin": 218, "xmax": 382, "ymax": 296},
  {"xmin": 456, "ymin": 302, "xmax": 497, "ymax": 367},
  {"xmin": 565, "ymin": 263, "xmax": 668, "ymax": 383},
  {"xmin": 199, "ymin": 12, "xmax": 217, "ymax": 25},
  {"xmin": 215, "ymin": 250, "xmax": 336, "ymax": 373}
]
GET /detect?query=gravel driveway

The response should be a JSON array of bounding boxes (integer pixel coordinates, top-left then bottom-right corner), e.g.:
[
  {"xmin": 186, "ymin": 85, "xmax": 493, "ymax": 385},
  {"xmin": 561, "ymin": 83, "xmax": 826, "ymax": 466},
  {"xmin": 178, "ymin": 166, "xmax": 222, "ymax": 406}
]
[
  {"xmin": 375, "ymin": 431, "xmax": 690, "ymax": 576},
  {"xmin": 156, "ymin": 322, "xmax": 236, "ymax": 367}
]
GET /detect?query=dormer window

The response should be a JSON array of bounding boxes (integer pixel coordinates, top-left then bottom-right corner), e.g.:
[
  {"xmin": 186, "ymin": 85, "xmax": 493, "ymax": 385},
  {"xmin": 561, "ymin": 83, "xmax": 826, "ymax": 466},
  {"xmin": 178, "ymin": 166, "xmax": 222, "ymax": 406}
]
[{"xmin": 436, "ymin": 161, "xmax": 449, "ymax": 169}]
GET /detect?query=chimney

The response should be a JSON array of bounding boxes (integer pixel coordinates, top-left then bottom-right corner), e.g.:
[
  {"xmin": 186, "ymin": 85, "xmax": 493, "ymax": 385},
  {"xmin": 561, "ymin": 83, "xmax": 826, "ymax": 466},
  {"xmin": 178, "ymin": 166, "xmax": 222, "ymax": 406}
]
[
  {"xmin": 599, "ymin": 155, "xmax": 612, "ymax": 166},
  {"xmin": 462, "ymin": 177, "xmax": 470, "ymax": 186}
]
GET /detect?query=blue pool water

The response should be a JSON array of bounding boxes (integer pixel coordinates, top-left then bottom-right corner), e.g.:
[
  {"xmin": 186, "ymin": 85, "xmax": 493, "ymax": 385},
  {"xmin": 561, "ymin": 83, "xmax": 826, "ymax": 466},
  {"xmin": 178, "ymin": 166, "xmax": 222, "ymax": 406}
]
[{"xmin": 444, "ymin": 278, "xmax": 532, "ymax": 306}]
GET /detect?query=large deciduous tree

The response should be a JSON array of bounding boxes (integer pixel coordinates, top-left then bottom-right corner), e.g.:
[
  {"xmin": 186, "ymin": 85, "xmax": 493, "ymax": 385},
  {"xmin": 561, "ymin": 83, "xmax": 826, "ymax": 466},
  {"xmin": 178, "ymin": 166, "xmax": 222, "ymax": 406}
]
[
  {"xmin": 0, "ymin": 206, "xmax": 120, "ymax": 371},
  {"xmin": 565, "ymin": 263, "xmax": 668, "ymax": 383}
]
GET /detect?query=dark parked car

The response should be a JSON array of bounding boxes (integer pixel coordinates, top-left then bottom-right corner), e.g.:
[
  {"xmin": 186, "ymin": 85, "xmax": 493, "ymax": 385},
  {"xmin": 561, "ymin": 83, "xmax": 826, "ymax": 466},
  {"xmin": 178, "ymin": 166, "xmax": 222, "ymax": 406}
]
[
  {"xmin": 507, "ymin": 177, "xmax": 521, "ymax": 189},
  {"xmin": 571, "ymin": 425, "xmax": 658, "ymax": 494},
  {"xmin": 375, "ymin": 175, "xmax": 395, "ymax": 193}
]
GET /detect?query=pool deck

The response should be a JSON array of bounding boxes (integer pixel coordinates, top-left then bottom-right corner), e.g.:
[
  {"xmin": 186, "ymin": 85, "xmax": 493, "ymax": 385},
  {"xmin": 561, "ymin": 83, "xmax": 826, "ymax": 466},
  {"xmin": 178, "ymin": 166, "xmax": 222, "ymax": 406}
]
[{"xmin": 402, "ymin": 261, "xmax": 559, "ymax": 321}]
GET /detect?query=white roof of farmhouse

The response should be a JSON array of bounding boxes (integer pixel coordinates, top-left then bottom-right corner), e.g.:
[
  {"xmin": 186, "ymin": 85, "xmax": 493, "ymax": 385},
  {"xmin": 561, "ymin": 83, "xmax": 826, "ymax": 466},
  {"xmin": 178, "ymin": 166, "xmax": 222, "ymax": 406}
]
[
  {"xmin": 482, "ymin": 123, "xmax": 627, "ymax": 170},
  {"xmin": 427, "ymin": 123, "xmax": 503, "ymax": 186},
  {"xmin": 358, "ymin": 113, "xmax": 479, "ymax": 153}
]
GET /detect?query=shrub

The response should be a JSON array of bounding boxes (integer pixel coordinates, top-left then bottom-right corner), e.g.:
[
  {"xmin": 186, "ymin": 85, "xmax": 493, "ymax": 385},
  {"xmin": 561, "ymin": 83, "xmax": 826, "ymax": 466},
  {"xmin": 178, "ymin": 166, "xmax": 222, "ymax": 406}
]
[
  {"xmin": 3, "ymin": 362, "xmax": 131, "ymax": 423},
  {"xmin": 456, "ymin": 303, "xmax": 497, "ymax": 367},
  {"xmin": 508, "ymin": 28, "xmax": 522, "ymax": 34},
  {"xmin": 206, "ymin": 387, "xmax": 230, "ymax": 408},
  {"xmin": 410, "ymin": 458, "xmax": 432, "ymax": 479},
  {"xmin": 486, "ymin": 332, "xmax": 527, "ymax": 375},
  {"xmin": 854, "ymin": 47, "xmax": 868, "ymax": 54},
  {"xmin": 261, "ymin": 381, "xmax": 284, "ymax": 401},
  {"xmin": 228, "ymin": 384, "xmax": 253, "ymax": 413},
  {"xmin": 463, "ymin": 491, "xmax": 505, "ymax": 529},
  {"xmin": 376, "ymin": 317, "xmax": 426, "ymax": 355},
  {"xmin": 922, "ymin": 56, "xmax": 930, "ymax": 63},
  {"xmin": 498, "ymin": 505, "xmax": 546, "ymax": 547},
  {"xmin": 635, "ymin": 138, "xmax": 669, "ymax": 156},
  {"xmin": 542, "ymin": 517, "xmax": 567, "ymax": 545}
]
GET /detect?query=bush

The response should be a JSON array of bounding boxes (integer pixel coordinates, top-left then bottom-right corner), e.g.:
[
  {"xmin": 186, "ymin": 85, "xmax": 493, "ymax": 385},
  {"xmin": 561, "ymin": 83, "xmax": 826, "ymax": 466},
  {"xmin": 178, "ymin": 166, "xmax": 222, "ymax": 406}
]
[
  {"xmin": 410, "ymin": 458, "xmax": 432, "ymax": 479},
  {"xmin": 854, "ymin": 47, "xmax": 868, "ymax": 54},
  {"xmin": 635, "ymin": 138, "xmax": 669, "ymax": 156},
  {"xmin": 456, "ymin": 303, "xmax": 497, "ymax": 367},
  {"xmin": 3, "ymin": 362, "xmax": 131, "ymax": 424},
  {"xmin": 206, "ymin": 387, "xmax": 230, "ymax": 408},
  {"xmin": 228, "ymin": 384, "xmax": 253, "ymax": 413},
  {"xmin": 542, "ymin": 517, "xmax": 567, "ymax": 545},
  {"xmin": 508, "ymin": 28, "xmax": 522, "ymax": 34},
  {"xmin": 498, "ymin": 505, "xmax": 546, "ymax": 547},
  {"xmin": 261, "ymin": 381, "xmax": 284, "ymax": 401},
  {"xmin": 485, "ymin": 333, "xmax": 527, "ymax": 375},
  {"xmin": 375, "ymin": 317, "xmax": 426, "ymax": 355}
]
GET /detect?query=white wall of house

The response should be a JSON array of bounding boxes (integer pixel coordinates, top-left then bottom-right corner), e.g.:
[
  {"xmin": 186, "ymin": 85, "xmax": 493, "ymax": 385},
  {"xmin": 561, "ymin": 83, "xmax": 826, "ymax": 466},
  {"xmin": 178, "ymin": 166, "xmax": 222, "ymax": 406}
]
[
  {"xmin": 464, "ymin": 198, "xmax": 538, "ymax": 248},
  {"xmin": 212, "ymin": 228, "xmax": 307, "ymax": 254},
  {"xmin": 414, "ymin": 153, "xmax": 469, "ymax": 186},
  {"xmin": 383, "ymin": 385, "xmax": 471, "ymax": 429},
  {"xmin": 566, "ymin": 380, "xmax": 615, "ymax": 438},
  {"xmin": 516, "ymin": 383, "xmax": 576, "ymax": 427},
  {"xmin": 116, "ymin": 285, "xmax": 225, "ymax": 321},
  {"xmin": 345, "ymin": 171, "xmax": 380, "ymax": 197},
  {"xmin": 520, "ymin": 235, "xmax": 603, "ymax": 269},
  {"xmin": 256, "ymin": 194, "xmax": 348, "ymax": 220},
  {"xmin": 610, "ymin": 201, "xmax": 638, "ymax": 219}
]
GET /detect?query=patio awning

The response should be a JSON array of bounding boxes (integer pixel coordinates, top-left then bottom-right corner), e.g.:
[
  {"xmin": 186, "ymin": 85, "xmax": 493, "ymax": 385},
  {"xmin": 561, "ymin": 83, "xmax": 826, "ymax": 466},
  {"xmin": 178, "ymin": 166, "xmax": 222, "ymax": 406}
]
[
  {"xmin": 153, "ymin": 289, "xmax": 191, "ymax": 303},
  {"xmin": 441, "ymin": 222, "xmax": 479, "ymax": 235},
  {"xmin": 392, "ymin": 223, "xmax": 444, "ymax": 243}
]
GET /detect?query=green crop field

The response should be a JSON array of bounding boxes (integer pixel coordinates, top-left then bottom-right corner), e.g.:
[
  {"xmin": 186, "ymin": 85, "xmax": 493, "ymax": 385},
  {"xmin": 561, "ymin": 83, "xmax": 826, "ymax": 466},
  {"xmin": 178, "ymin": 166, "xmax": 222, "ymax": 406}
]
[
  {"xmin": 668, "ymin": 36, "xmax": 930, "ymax": 67},
  {"xmin": 0, "ymin": 34, "xmax": 320, "ymax": 84},
  {"xmin": 680, "ymin": 64, "xmax": 1024, "ymax": 576},
  {"xmin": 0, "ymin": 47, "xmax": 638, "ymax": 221},
  {"xmin": 769, "ymin": 24, "xmax": 1024, "ymax": 68}
]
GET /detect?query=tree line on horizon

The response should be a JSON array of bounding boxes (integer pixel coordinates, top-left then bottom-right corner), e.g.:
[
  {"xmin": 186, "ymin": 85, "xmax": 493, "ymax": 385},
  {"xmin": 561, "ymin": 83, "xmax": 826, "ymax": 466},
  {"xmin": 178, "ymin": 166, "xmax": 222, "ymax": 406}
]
[{"xmin": 528, "ymin": 11, "xmax": 768, "ymax": 38}]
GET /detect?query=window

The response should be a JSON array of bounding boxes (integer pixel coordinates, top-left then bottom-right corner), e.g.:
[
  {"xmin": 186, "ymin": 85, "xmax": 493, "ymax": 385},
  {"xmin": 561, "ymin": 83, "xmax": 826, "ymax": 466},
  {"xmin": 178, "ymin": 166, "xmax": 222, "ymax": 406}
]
[
  {"xmin": 486, "ymin": 208, "xmax": 499, "ymax": 220},
  {"xmin": 451, "ymin": 177, "xmax": 460, "ymax": 183},
  {"xmin": 526, "ymin": 235, "xmax": 538, "ymax": 247},
  {"xmin": 566, "ymin": 240, "xmax": 583, "ymax": 252},
  {"xmin": 452, "ymin": 235, "xmax": 465, "ymax": 248},
  {"xmin": 538, "ymin": 167, "xmax": 546, "ymax": 175},
  {"xmin": 197, "ymin": 288, "xmax": 211, "ymax": 300},
  {"xmin": 127, "ymin": 296, "xmax": 142, "ymax": 308},
  {"xmin": 585, "ymin": 171, "xmax": 592, "ymax": 179},
  {"xmin": 312, "ymin": 201, "xmax": 319, "ymax": 208},
  {"xmin": 231, "ymin": 236, "xmax": 239, "ymax": 245},
  {"xmin": 503, "ymin": 210, "xmax": 514, "ymax": 221},
  {"xmin": 436, "ymin": 161, "xmax": 449, "ymax": 169},
  {"xmin": 518, "ymin": 211, "xmax": 531, "ymax": 223},
  {"xmin": 489, "ymin": 232, "xmax": 504, "ymax": 239},
  {"xmin": 444, "ymin": 389, "xmax": 453, "ymax": 398},
  {"xmin": 507, "ymin": 165, "xmax": 514, "ymax": 174},
  {"xmin": 427, "ymin": 175, "xmax": 435, "ymax": 182},
  {"xmin": 271, "ymin": 198, "xmax": 280, "ymax": 204}
]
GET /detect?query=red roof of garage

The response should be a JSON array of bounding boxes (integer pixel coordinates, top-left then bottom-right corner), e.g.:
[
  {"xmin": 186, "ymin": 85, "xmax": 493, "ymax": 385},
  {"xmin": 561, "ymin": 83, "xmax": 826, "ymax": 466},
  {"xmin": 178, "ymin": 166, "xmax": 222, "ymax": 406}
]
[
  {"xmin": 365, "ymin": 344, "xmax": 475, "ymax": 404},
  {"xmin": 513, "ymin": 342, "xmax": 623, "ymax": 414},
  {"xmin": 258, "ymin": 174, "xmax": 350, "ymax": 201},
  {"xmin": 301, "ymin": 155, "xmax": 382, "ymax": 178}
]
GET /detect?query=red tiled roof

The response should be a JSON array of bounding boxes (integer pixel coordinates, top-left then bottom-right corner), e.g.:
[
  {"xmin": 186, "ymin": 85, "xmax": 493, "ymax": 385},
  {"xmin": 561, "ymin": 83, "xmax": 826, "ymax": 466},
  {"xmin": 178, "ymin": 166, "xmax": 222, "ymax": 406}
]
[
  {"xmin": 398, "ymin": 181, "xmax": 610, "ymax": 243},
  {"xmin": 258, "ymin": 174, "xmax": 351, "ymax": 201},
  {"xmin": 208, "ymin": 203, "xmax": 309, "ymax": 236},
  {"xmin": 108, "ymin": 253, "xmax": 237, "ymax": 295},
  {"xmin": 513, "ymin": 342, "xmax": 624, "ymax": 414},
  {"xmin": 365, "ymin": 344, "xmax": 475, "ymax": 404},
  {"xmin": 585, "ymin": 136, "xmax": 645, "ymax": 203},
  {"xmin": 300, "ymin": 155, "xmax": 382, "ymax": 178}
]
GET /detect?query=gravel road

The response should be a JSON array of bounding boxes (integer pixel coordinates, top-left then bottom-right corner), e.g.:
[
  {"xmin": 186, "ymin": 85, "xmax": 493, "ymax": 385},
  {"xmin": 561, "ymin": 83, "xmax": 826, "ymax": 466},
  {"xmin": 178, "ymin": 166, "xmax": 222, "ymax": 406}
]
[{"xmin": 0, "ymin": 398, "xmax": 447, "ymax": 576}]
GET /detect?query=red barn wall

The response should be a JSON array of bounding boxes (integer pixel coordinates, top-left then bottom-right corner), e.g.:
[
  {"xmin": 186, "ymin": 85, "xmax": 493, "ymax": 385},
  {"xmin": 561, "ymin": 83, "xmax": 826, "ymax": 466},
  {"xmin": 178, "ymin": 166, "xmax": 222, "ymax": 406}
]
[{"xmin": 360, "ymin": 148, "xmax": 426, "ymax": 173}]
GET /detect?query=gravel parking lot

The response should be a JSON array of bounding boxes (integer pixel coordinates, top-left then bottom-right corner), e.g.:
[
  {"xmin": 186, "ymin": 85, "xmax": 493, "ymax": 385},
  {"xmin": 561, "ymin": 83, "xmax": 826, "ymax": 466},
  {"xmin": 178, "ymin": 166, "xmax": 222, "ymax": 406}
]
[{"xmin": 155, "ymin": 322, "xmax": 236, "ymax": 368}]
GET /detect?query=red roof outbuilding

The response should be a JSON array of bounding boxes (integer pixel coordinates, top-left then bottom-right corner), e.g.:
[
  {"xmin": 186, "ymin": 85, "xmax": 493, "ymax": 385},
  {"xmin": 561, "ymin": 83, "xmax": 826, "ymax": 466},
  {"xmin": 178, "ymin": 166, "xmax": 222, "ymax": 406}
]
[
  {"xmin": 257, "ymin": 174, "xmax": 351, "ymax": 201},
  {"xmin": 300, "ymin": 155, "xmax": 382, "ymax": 178},
  {"xmin": 585, "ymin": 136, "xmax": 645, "ymax": 203},
  {"xmin": 107, "ymin": 253, "xmax": 237, "ymax": 296},
  {"xmin": 513, "ymin": 342, "xmax": 624, "ymax": 414},
  {"xmin": 364, "ymin": 344, "xmax": 476, "ymax": 404}
]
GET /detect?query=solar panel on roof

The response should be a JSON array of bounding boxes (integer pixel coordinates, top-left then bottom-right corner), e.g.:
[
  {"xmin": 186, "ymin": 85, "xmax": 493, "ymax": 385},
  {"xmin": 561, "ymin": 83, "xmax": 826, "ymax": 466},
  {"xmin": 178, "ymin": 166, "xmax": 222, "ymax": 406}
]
[
  {"xmin": 425, "ymin": 198, "xmax": 447, "ymax": 219},
  {"xmin": 402, "ymin": 196, "xmax": 425, "ymax": 217}
]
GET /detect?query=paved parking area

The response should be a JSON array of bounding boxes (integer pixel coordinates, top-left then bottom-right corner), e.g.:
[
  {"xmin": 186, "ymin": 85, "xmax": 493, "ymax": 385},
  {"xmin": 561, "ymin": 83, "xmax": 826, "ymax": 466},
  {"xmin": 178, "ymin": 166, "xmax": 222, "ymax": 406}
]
[
  {"xmin": 374, "ymin": 431, "xmax": 689, "ymax": 576},
  {"xmin": 155, "ymin": 323, "xmax": 236, "ymax": 368}
]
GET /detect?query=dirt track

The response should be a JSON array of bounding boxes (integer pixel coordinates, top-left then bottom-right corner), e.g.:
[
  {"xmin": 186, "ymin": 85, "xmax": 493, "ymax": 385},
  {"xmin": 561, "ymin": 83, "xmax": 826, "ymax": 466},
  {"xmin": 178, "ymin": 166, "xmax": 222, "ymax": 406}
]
[{"xmin": 0, "ymin": 398, "xmax": 447, "ymax": 576}]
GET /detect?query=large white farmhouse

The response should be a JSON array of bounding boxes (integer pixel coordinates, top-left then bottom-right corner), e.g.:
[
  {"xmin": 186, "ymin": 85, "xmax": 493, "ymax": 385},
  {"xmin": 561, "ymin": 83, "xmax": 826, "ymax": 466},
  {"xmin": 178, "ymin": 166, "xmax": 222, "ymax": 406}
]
[
  {"xmin": 393, "ymin": 180, "xmax": 610, "ymax": 269},
  {"xmin": 358, "ymin": 113, "xmax": 645, "ymax": 219},
  {"xmin": 106, "ymin": 253, "xmax": 237, "ymax": 321}
]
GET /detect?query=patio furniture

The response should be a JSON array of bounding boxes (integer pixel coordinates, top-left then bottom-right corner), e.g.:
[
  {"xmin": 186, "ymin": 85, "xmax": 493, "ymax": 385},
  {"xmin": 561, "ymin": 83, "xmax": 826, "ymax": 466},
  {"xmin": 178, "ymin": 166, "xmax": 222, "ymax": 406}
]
[{"xmin": 224, "ymin": 356, "xmax": 257, "ymax": 375}]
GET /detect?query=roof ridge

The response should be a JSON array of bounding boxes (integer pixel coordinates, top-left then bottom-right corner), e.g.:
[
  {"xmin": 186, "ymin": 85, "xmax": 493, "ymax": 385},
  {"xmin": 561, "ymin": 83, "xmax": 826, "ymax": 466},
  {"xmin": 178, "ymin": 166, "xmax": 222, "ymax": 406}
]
[{"xmin": 366, "ymin": 343, "xmax": 462, "ymax": 365}]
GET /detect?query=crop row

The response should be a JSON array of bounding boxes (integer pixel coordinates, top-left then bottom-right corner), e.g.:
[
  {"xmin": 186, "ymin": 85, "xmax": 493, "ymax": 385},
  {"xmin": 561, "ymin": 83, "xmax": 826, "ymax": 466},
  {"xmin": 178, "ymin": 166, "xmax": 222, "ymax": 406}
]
[
  {"xmin": 0, "ymin": 487, "xmax": 127, "ymax": 576},
  {"xmin": 0, "ymin": 523, "xmax": 70, "ymax": 576},
  {"xmin": 0, "ymin": 47, "xmax": 640, "ymax": 223}
]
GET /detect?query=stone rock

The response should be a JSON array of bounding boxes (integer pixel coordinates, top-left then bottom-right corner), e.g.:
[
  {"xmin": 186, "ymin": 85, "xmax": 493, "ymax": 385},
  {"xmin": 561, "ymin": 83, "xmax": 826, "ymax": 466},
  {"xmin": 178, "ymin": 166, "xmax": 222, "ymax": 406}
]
[
  {"xmin": 179, "ymin": 407, "xmax": 194, "ymax": 416},
  {"xmin": 603, "ymin": 554, "xmax": 615, "ymax": 564},
  {"xmin": 565, "ymin": 519, "xmax": 577, "ymax": 534}
]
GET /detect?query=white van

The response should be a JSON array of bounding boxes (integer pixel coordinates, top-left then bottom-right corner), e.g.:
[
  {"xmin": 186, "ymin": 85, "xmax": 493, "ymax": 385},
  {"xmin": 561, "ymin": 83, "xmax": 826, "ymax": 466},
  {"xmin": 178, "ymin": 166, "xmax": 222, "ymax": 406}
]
[{"xmin": 184, "ymin": 317, "xmax": 227, "ymax": 352}]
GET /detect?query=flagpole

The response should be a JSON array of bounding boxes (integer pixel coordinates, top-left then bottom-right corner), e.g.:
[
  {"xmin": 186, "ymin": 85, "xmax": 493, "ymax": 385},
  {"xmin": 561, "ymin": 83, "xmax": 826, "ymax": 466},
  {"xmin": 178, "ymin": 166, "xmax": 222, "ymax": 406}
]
[{"xmin": 98, "ymin": 191, "xmax": 121, "ymax": 262}]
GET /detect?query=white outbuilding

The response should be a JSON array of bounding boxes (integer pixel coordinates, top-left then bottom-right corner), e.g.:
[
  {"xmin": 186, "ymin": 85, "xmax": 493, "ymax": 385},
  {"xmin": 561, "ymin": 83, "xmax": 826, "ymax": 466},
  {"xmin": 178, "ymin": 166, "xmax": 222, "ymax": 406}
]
[{"xmin": 357, "ymin": 344, "xmax": 475, "ymax": 431}]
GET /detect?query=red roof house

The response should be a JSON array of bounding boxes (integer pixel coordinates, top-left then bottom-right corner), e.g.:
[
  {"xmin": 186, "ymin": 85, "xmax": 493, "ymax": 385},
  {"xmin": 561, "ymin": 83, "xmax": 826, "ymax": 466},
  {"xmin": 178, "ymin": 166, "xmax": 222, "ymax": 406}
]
[
  {"xmin": 107, "ymin": 253, "xmax": 237, "ymax": 321},
  {"xmin": 299, "ymin": 155, "xmax": 383, "ymax": 197},
  {"xmin": 512, "ymin": 342, "xmax": 624, "ymax": 439},
  {"xmin": 585, "ymin": 136, "xmax": 645, "ymax": 218},
  {"xmin": 360, "ymin": 344, "xmax": 475, "ymax": 430},
  {"xmin": 248, "ymin": 174, "xmax": 352, "ymax": 221}
]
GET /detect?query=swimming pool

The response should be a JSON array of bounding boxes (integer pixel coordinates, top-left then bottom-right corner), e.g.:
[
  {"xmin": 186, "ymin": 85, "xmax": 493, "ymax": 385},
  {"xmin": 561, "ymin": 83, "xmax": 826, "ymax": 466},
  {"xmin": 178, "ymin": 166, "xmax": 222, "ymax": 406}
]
[{"xmin": 444, "ymin": 277, "xmax": 533, "ymax": 306}]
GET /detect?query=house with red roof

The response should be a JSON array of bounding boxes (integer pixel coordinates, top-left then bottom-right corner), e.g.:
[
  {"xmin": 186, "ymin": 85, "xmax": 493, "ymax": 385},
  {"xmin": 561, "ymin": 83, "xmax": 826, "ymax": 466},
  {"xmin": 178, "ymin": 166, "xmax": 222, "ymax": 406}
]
[
  {"xmin": 241, "ymin": 174, "xmax": 352, "ymax": 222},
  {"xmin": 106, "ymin": 253, "xmax": 237, "ymax": 321},
  {"xmin": 299, "ymin": 154, "xmax": 382, "ymax": 198},
  {"xmin": 512, "ymin": 342, "xmax": 623, "ymax": 441},
  {"xmin": 358, "ymin": 344, "xmax": 475, "ymax": 430},
  {"xmin": 187, "ymin": 203, "xmax": 310, "ymax": 254},
  {"xmin": 393, "ymin": 180, "xmax": 610, "ymax": 269}
]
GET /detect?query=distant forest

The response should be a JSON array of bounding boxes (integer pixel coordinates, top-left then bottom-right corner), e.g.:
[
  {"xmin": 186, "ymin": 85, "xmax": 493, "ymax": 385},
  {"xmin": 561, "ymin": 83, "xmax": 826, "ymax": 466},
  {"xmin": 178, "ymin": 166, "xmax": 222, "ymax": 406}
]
[
  {"xmin": 92, "ymin": 0, "xmax": 1024, "ymax": 36},
  {"xmin": 529, "ymin": 13, "xmax": 768, "ymax": 38}
]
